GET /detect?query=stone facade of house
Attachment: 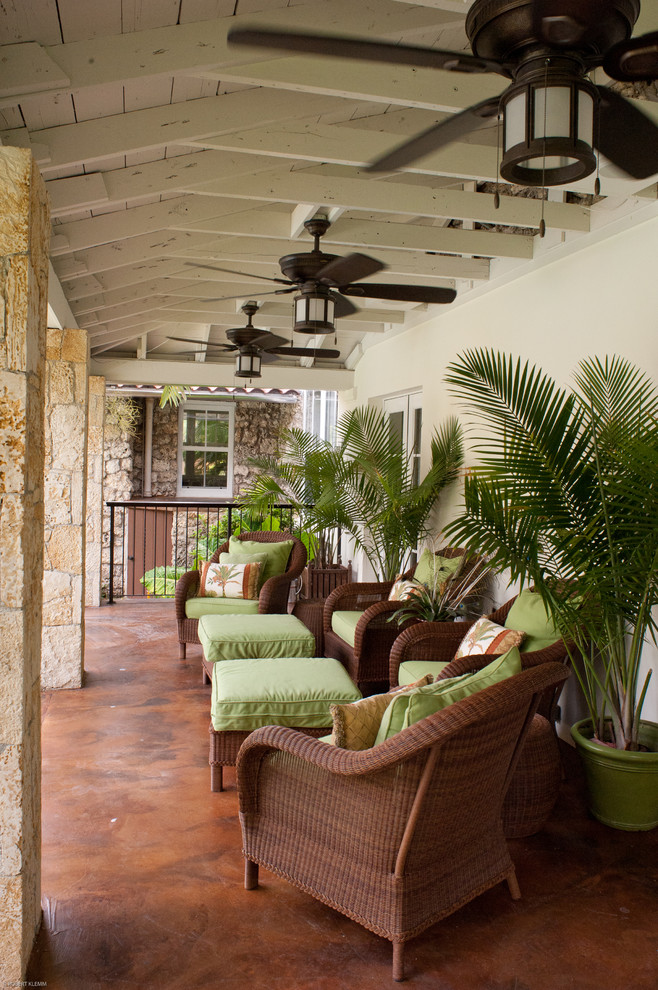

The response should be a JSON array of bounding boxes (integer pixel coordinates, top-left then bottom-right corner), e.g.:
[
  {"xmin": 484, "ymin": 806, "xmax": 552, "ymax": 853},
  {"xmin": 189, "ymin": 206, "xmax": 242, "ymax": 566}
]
[{"xmin": 100, "ymin": 393, "xmax": 303, "ymax": 597}]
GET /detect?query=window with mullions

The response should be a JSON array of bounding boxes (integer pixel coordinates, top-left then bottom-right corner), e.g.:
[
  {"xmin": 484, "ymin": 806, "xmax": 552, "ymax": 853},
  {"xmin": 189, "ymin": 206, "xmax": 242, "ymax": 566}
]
[{"xmin": 178, "ymin": 402, "xmax": 234, "ymax": 497}]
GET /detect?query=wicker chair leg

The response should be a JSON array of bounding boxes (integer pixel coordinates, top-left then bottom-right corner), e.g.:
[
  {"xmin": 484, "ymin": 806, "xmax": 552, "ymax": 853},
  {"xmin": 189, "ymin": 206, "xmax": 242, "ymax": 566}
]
[
  {"xmin": 392, "ymin": 941, "xmax": 405, "ymax": 982},
  {"xmin": 245, "ymin": 859, "xmax": 259, "ymax": 890},
  {"xmin": 507, "ymin": 870, "xmax": 521, "ymax": 900},
  {"xmin": 179, "ymin": 642, "xmax": 186, "ymax": 659},
  {"xmin": 210, "ymin": 765, "xmax": 223, "ymax": 793}
]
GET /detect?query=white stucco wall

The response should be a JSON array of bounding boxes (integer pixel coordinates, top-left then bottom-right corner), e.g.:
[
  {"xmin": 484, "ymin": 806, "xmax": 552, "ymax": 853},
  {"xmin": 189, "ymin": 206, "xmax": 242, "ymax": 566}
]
[{"xmin": 342, "ymin": 210, "xmax": 658, "ymax": 727}]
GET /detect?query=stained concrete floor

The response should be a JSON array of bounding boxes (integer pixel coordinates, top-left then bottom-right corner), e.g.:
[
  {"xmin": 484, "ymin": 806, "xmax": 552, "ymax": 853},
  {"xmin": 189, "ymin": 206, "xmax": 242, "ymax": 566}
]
[{"xmin": 28, "ymin": 600, "xmax": 658, "ymax": 989}]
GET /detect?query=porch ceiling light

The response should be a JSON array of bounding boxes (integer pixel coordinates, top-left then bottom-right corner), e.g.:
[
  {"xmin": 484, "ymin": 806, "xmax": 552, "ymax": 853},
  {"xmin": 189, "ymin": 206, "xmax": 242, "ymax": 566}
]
[
  {"xmin": 293, "ymin": 284, "xmax": 335, "ymax": 335},
  {"xmin": 500, "ymin": 59, "xmax": 597, "ymax": 186},
  {"xmin": 235, "ymin": 347, "xmax": 262, "ymax": 379}
]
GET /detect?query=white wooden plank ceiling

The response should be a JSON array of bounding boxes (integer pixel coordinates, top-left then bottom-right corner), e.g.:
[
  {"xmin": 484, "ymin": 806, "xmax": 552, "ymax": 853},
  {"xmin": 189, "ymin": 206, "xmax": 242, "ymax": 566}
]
[{"xmin": 1, "ymin": 0, "xmax": 656, "ymax": 390}]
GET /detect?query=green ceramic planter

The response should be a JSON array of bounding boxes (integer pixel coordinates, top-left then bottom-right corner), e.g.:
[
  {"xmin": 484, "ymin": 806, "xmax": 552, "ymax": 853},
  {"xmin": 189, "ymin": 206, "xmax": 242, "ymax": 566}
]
[{"xmin": 571, "ymin": 719, "xmax": 658, "ymax": 831}]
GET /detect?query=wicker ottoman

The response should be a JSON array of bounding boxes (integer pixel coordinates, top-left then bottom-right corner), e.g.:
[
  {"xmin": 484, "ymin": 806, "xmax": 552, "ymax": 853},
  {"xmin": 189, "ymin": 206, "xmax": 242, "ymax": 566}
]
[
  {"xmin": 209, "ymin": 656, "xmax": 361, "ymax": 791},
  {"xmin": 197, "ymin": 613, "xmax": 316, "ymax": 684}
]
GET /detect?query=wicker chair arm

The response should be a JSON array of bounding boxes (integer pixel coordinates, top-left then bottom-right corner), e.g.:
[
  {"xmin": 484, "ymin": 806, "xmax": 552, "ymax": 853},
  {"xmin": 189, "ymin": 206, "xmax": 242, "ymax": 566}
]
[
  {"xmin": 388, "ymin": 620, "xmax": 476, "ymax": 686},
  {"xmin": 237, "ymin": 662, "xmax": 570, "ymax": 814},
  {"xmin": 322, "ymin": 580, "xmax": 395, "ymax": 633},
  {"xmin": 174, "ymin": 569, "xmax": 201, "ymax": 621},
  {"xmin": 257, "ymin": 572, "xmax": 295, "ymax": 614}
]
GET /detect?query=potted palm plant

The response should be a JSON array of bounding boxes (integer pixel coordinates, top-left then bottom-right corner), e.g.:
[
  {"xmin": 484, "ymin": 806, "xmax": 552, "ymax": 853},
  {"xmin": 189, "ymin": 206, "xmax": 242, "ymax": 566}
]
[
  {"xmin": 442, "ymin": 349, "xmax": 658, "ymax": 830},
  {"xmin": 241, "ymin": 406, "xmax": 464, "ymax": 589},
  {"xmin": 241, "ymin": 426, "xmax": 354, "ymax": 598}
]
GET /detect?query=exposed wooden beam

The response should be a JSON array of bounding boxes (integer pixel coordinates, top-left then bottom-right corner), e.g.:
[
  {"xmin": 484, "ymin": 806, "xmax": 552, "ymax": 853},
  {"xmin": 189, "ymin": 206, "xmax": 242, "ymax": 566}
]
[
  {"xmin": 189, "ymin": 166, "xmax": 590, "ymax": 232},
  {"xmin": 0, "ymin": 0, "xmax": 456, "ymax": 104},
  {"xmin": 90, "ymin": 355, "xmax": 355, "ymax": 390}
]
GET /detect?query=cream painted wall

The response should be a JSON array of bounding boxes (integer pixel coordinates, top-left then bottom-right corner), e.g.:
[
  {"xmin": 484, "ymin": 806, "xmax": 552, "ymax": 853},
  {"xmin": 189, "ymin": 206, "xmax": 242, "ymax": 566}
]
[{"xmin": 343, "ymin": 211, "xmax": 658, "ymax": 726}]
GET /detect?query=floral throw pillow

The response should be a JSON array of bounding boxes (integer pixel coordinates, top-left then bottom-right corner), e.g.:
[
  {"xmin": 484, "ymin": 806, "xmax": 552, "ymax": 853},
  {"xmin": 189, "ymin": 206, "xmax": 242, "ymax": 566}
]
[
  {"xmin": 199, "ymin": 560, "xmax": 261, "ymax": 600},
  {"xmin": 455, "ymin": 615, "xmax": 526, "ymax": 658},
  {"xmin": 388, "ymin": 576, "xmax": 424, "ymax": 602}
]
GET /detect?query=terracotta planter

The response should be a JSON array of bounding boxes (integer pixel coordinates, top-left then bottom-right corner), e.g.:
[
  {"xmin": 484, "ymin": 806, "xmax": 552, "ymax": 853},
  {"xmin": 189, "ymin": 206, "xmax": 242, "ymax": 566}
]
[
  {"xmin": 571, "ymin": 719, "xmax": 658, "ymax": 831},
  {"xmin": 301, "ymin": 562, "xmax": 352, "ymax": 600}
]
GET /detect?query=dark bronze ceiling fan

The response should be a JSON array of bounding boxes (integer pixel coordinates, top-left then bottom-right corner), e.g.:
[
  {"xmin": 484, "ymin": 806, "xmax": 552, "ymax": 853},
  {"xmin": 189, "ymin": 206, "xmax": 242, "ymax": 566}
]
[
  {"xmin": 168, "ymin": 301, "xmax": 340, "ymax": 377},
  {"xmin": 187, "ymin": 215, "xmax": 457, "ymax": 333},
  {"xmin": 228, "ymin": 0, "xmax": 658, "ymax": 187}
]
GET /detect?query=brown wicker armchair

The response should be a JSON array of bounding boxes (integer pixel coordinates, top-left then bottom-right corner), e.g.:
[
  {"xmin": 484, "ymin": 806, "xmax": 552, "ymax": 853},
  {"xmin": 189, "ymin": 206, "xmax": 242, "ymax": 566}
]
[
  {"xmin": 388, "ymin": 590, "xmax": 576, "ymax": 722},
  {"xmin": 237, "ymin": 661, "xmax": 570, "ymax": 982},
  {"xmin": 175, "ymin": 530, "xmax": 307, "ymax": 658},
  {"xmin": 323, "ymin": 547, "xmax": 478, "ymax": 694}
]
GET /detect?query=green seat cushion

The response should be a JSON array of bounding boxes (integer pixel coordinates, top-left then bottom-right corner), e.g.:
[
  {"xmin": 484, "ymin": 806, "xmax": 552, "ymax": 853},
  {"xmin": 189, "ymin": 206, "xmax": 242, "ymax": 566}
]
[
  {"xmin": 198, "ymin": 613, "xmax": 315, "ymax": 663},
  {"xmin": 414, "ymin": 549, "xmax": 463, "ymax": 588},
  {"xmin": 211, "ymin": 656, "xmax": 362, "ymax": 730},
  {"xmin": 398, "ymin": 659, "xmax": 449, "ymax": 686},
  {"xmin": 374, "ymin": 647, "xmax": 522, "ymax": 744},
  {"xmin": 330, "ymin": 610, "xmax": 364, "ymax": 648},
  {"xmin": 186, "ymin": 597, "xmax": 260, "ymax": 619},
  {"xmin": 228, "ymin": 535, "xmax": 293, "ymax": 588},
  {"xmin": 504, "ymin": 589, "xmax": 561, "ymax": 652}
]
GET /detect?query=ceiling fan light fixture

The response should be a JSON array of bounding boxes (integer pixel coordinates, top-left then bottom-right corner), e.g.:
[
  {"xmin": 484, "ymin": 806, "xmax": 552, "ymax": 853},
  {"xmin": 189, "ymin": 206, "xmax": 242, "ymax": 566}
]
[
  {"xmin": 500, "ymin": 69, "xmax": 597, "ymax": 186},
  {"xmin": 293, "ymin": 287, "xmax": 336, "ymax": 334},
  {"xmin": 235, "ymin": 348, "xmax": 262, "ymax": 379}
]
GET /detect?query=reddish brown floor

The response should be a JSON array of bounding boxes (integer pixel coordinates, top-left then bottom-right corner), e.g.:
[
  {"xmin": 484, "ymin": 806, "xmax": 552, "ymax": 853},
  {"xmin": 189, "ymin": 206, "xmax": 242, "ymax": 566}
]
[{"xmin": 28, "ymin": 600, "xmax": 658, "ymax": 989}]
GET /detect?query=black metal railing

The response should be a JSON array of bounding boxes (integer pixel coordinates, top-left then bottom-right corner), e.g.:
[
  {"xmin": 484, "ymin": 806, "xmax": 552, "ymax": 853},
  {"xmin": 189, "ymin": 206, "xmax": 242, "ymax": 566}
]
[{"xmin": 103, "ymin": 499, "xmax": 300, "ymax": 603}]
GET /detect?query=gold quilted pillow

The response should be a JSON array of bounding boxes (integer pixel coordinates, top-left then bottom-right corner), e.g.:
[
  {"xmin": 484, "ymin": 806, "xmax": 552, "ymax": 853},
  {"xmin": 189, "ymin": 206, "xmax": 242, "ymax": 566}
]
[
  {"xmin": 329, "ymin": 675, "xmax": 433, "ymax": 751},
  {"xmin": 455, "ymin": 615, "xmax": 525, "ymax": 658}
]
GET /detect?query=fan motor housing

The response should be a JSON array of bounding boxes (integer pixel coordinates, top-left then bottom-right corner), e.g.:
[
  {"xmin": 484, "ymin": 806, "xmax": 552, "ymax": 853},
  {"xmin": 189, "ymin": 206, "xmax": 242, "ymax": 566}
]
[
  {"xmin": 278, "ymin": 251, "xmax": 341, "ymax": 283},
  {"xmin": 466, "ymin": 0, "xmax": 640, "ymax": 64}
]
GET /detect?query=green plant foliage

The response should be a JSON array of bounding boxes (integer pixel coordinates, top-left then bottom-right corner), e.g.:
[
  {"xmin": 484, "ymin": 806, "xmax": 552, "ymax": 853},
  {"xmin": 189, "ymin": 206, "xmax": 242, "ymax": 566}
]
[
  {"xmin": 241, "ymin": 407, "xmax": 464, "ymax": 579},
  {"xmin": 105, "ymin": 395, "xmax": 141, "ymax": 439},
  {"xmin": 140, "ymin": 564, "xmax": 187, "ymax": 597},
  {"xmin": 390, "ymin": 552, "xmax": 491, "ymax": 626},
  {"xmin": 159, "ymin": 385, "xmax": 190, "ymax": 407},
  {"xmin": 443, "ymin": 349, "xmax": 658, "ymax": 751}
]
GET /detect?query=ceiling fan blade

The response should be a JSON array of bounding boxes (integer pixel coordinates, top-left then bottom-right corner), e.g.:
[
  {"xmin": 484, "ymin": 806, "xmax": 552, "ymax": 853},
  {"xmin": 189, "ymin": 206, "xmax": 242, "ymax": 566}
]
[
  {"xmin": 595, "ymin": 86, "xmax": 658, "ymax": 179},
  {"xmin": 368, "ymin": 96, "xmax": 501, "ymax": 172},
  {"xmin": 185, "ymin": 261, "xmax": 292, "ymax": 286},
  {"xmin": 167, "ymin": 335, "xmax": 234, "ymax": 350},
  {"xmin": 315, "ymin": 252, "xmax": 386, "ymax": 286},
  {"xmin": 200, "ymin": 289, "xmax": 295, "ymax": 303},
  {"xmin": 332, "ymin": 292, "xmax": 359, "ymax": 318},
  {"xmin": 270, "ymin": 347, "xmax": 341, "ymax": 358},
  {"xmin": 603, "ymin": 31, "xmax": 658, "ymax": 81},
  {"xmin": 256, "ymin": 332, "xmax": 291, "ymax": 351},
  {"xmin": 228, "ymin": 27, "xmax": 506, "ymax": 76},
  {"xmin": 340, "ymin": 283, "xmax": 456, "ymax": 305},
  {"xmin": 532, "ymin": 0, "xmax": 611, "ymax": 47}
]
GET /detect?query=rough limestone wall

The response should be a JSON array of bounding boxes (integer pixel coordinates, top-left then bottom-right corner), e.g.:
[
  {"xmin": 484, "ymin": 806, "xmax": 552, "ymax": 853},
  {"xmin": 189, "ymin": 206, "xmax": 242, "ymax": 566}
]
[
  {"xmin": 0, "ymin": 148, "xmax": 49, "ymax": 984},
  {"xmin": 233, "ymin": 398, "xmax": 302, "ymax": 496},
  {"xmin": 85, "ymin": 376, "xmax": 105, "ymax": 606},
  {"xmin": 42, "ymin": 328, "xmax": 89, "ymax": 689},
  {"xmin": 150, "ymin": 402, "xmax": 177, "ymax": 496}
]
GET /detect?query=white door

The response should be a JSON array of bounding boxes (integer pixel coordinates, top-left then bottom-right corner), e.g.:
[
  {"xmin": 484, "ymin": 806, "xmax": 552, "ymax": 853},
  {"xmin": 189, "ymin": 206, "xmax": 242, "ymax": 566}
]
[{"xmin": 383, "ymin": 392, "xmax": 423, "ymax": 483}]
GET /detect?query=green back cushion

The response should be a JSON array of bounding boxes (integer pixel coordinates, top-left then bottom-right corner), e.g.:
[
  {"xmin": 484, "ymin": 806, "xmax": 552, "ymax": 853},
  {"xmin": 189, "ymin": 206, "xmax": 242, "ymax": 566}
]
[
  {"xmin": 186, "ymin": 597, "xmax": 260, "ymax": 619},
  {"xmin": 374, "ymin": 647, "xmax": 522, "ymax": 744},
  {"xmin": 504, "ymin": 589, "xmax": 561, "ymax": 652},
  {"xmin": 330, "ymin": 610, "xmax": 363, "ymax": 648},
  {"xmin": 211, "ymin": 656, "xmax": 361, "ymax": 730},
  {"xmin": 228, "ymin": 535, "xmax": 293, "ymax": 587},
  {"xmin": 398, "ymin": 659, "xmax": 450, "ymax": 686},
  {"xmin": 198, "ymin": 613, "xmax": 315, "ymax": 663},
  {"xmin": 414, "ymin": 549, "xmax": 463, "ymax": 587}
]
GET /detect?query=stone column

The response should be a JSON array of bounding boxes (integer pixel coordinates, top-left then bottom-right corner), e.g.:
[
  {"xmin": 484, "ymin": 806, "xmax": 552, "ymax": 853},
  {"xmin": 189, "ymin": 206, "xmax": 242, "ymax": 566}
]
[
  {"xmin": 85, "ymin": 376, "xmax": 105, "ymax": 607},
  {"xmin": 42, "ymin": 327, "xmax": 88, "ymax": 689},
  {"xmin": 0, "ymin": 148, "xmax": 49, "ymax": 984}
]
